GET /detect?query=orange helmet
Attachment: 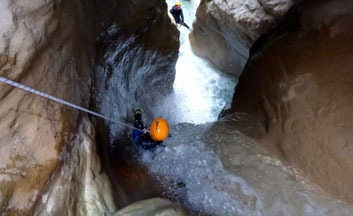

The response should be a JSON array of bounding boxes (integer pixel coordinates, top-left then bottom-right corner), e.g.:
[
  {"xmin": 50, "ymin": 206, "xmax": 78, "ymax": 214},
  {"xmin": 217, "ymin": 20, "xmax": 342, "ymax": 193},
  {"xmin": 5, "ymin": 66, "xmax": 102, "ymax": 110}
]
[{"xmin": 150, "ymin": 118, "xmax": 169, "ymax": 141}]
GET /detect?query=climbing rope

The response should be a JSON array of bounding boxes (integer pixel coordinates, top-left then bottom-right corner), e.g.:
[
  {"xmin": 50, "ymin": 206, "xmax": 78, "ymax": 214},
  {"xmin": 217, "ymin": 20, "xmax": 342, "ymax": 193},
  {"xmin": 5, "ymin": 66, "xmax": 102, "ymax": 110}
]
[{"xmin": 0, "ymin": 76, "xmax": 143, "ymax": 132}]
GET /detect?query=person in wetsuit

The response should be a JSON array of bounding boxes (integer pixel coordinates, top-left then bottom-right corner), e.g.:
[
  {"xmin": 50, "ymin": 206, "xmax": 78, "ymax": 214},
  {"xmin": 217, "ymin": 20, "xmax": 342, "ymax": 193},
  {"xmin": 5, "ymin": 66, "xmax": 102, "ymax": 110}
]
[
  {"xmin": 170, "ymin": 1, "xmax": 190, "ymax": 29},
  {"xmin": 132, "ymin": 110, "xmax": 163, "ymax": 151}
]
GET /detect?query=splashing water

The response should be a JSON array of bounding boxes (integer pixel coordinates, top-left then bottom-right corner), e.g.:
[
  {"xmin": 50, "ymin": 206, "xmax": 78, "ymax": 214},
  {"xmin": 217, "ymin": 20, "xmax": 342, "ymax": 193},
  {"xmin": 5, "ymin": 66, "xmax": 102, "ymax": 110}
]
[{"xmin": 96, "ymin": 27, "xmax": 176, "ymax": 143}]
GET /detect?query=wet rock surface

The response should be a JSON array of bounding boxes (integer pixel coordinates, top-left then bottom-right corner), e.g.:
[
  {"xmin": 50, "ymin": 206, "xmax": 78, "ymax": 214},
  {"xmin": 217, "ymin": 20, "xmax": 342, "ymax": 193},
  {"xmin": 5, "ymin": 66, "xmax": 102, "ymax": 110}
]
[
  {"xmin": 110, "ymin": 0, "xmax": 179, "ymax": 54},
  {"xmin": 229, "ymin": 0, "xmax": 353, "ymax": 204},
  {"xmin": 34, "ymin": 118, "xmax": 116, "ymax": 215},
  {"xmin": 189, "ymin": 0, "xmax": 296, "ymax": 75},
  {"xmin": 0, "ymin": 0, "xmax": 96, "ymax": 214}
]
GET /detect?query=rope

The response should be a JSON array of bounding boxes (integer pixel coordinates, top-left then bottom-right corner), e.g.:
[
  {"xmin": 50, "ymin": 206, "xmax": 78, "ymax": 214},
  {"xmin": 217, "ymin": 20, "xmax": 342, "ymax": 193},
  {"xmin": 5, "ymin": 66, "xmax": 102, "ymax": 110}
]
[{"xmin": 0, "ymin": 76, "xmax": 143, "ymax": 132}]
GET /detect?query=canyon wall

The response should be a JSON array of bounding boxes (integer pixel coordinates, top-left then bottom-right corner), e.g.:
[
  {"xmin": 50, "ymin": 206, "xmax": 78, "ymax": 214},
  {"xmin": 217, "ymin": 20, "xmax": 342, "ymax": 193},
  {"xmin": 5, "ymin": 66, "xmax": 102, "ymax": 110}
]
[
  {"xmin": 190, "ymin": 0, "xmax": 297, "ymax": 75},
  {"xmin": 0, "ymin": 0, "xmax": 100, "ymax": 214},
  {"xmin": 228, "ymin": 0, "xmax": 353, "ymax": 204}
]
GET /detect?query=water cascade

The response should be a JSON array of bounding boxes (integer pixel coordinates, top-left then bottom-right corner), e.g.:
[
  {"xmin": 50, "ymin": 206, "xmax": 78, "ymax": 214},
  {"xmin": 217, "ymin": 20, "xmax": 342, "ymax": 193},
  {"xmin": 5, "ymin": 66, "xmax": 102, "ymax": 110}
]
[{"xmin": 155, "ymin": 0, "xmax": 237, "ymax": 124}]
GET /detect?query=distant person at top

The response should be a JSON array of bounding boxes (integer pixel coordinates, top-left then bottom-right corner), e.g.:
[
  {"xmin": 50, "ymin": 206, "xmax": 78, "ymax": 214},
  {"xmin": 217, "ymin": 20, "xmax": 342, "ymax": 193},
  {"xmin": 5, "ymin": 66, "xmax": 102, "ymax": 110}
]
[{"xmin": 170, "ymin": 1, "xmax": 190, "ymax": 29}]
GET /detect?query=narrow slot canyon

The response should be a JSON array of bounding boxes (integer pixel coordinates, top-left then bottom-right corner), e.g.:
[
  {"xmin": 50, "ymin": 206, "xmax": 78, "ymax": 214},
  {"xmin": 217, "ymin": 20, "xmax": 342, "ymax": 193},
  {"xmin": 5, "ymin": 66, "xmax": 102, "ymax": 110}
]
[{"xmin": 1, "ymin": 0, "xmax": 353, "ymax": 215}]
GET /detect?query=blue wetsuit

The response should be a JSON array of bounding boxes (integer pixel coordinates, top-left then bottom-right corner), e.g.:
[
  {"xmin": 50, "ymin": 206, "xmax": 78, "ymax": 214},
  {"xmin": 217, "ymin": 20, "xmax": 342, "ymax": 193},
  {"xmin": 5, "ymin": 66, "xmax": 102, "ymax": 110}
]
[{"xmin": 132, "ymin": 119, "xmax": 144, "ymax": 147}]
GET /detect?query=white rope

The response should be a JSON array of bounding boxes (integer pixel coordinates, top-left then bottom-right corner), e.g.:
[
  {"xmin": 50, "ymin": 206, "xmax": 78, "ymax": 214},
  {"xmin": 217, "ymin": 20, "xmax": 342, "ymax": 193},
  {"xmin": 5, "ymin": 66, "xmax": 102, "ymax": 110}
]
[{"xmin": 0, "ymin": 76, "xmax": 143, "ymax": 132}]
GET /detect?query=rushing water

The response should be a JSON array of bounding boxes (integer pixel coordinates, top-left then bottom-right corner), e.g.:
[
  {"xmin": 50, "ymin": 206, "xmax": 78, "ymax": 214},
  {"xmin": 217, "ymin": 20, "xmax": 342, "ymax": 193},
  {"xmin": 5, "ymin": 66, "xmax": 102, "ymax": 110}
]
[
  {"xmin": 154, "ymin": 0, "xmax": 237, "ymax": 124},
  {"xmin": 141, "ymin": 119, "xmax": 353, "ymax": 215},
  {"xmin": 96, "ymin": 0, "xmax": 353, "ymax": 215}
]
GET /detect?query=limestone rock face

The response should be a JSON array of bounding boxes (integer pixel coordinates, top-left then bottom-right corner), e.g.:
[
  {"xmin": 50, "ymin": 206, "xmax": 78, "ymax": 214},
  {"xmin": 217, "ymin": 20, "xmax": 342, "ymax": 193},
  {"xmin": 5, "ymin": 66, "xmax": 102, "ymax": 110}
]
[
  {"xmin": 0, "ymin": 0, "xmax": 96, "ymax": 214},
  {"xmin": 189, "ymin": 0, "xmax": 296, "ymax": 75},
  {"xmin": 34, "ymin": 118, "xmax": 116, "ymax": 215},
  {"xmin": 115, "ymin": 198, "xmax": 190, "ymax": 216},
  {"xmin": 229, "ymin": 0, "xmax": 353, "ymax": 204}
]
